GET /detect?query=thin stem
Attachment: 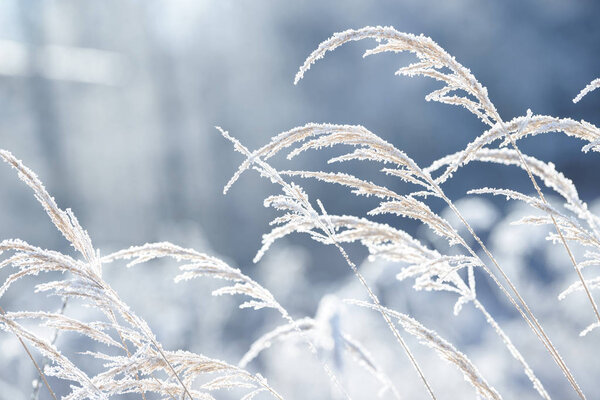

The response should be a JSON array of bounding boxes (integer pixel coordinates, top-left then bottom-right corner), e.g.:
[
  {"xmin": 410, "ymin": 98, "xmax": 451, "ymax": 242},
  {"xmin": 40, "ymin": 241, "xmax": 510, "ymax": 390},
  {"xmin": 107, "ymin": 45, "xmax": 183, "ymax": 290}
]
[
  {"xmin": 438, "ymin": 191, "xmax": 585, "ymax": 399},
  {"xmin": 498, "ymin": 118, "xmax": 600, "ymax": 326},
  {"xmin": 331, "ymin": 241, "xmax": 437, "ymax": 400},
  {"xmin": 150, "ymin": 335, "xmax": 194, "ymax": 400},
  {"xmin": 31, "ymin": 299, "xmax": 67, "ymax": 400},
  {"xmin": 0, "ymin": 305, "xmax": 58, "ymax": 400},
  {"xmin": 102, "ymin": 285, "xmax": 194, "ymax": 400},
  {"xmin": 107, "ymin": 309, "xmax": 148, "ymax": 400},
  {"xmin": 407, "ymin": 112, "xmax": 583, "ymax": 396},
  {"xmin": 281, "ymin": 177, "xmax": 436, "ymax": 399},
  {"xmin": 311, "ymin": 189, "xmax": 437, "ymax": 398},
  {"xmin": 274, "ymin": 305, "xmax": 354, "ymax": 400},
  {"xmin": 242, "ymin": 371, "xmax": 285, "ymax": 400},
  {"xmin": 472, "ymin": 299, "xmax": 550, "ymax": 400},
  {"xmin": 235, "ymin": 268, "xmax": 352, "ymax": 399}
]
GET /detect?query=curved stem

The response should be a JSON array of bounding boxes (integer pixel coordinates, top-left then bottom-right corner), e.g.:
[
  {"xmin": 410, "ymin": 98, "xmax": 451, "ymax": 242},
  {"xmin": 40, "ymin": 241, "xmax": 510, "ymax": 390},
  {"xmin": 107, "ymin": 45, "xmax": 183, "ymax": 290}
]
[
  {"xmin": 472, "ymin": 299, "xmax": 550, "ymax": 400},
  {"xmin": 498, "ymin": 117, "xmax": 600, "ymax": 326},
  {"xmin": 107, "ymin": 309, "xmax": 149, "ymax": 400},
  {"xmin": 438, "ymin": 190, "xmax": 585, "ymax": 399},
  {"xmin": 102, "ymin": 284, "xmax": 195, "ymax": 400},
  {"xmin": 0, "ymin": 305, "xmax": 57, "ymax": 400},
  {"xmin": 273, "ymin": 303, "xmax": 354, "ymax": 400},
  {"xmin": 331, "ymin": 241, "xmax": 437, "ymax": 400},
  {"xmin": 31, "ymin": 299, "xmax": 67, "ymax": 400}
]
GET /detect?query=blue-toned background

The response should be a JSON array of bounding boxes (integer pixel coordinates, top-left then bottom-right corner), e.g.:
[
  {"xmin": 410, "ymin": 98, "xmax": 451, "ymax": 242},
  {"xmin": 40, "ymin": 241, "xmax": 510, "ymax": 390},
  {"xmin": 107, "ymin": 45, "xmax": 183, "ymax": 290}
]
[{"xmin": 0, "ymin": 1, "xmax": 599, "ymax": 399}]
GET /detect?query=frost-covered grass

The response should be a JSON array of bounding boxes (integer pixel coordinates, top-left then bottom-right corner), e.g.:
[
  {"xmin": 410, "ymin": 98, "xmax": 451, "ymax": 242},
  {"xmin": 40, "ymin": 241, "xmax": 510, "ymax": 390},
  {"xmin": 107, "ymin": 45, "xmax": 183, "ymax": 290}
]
[{"xmin": 1, "ymin": 26, "xmax": 599, "ymax": 399}]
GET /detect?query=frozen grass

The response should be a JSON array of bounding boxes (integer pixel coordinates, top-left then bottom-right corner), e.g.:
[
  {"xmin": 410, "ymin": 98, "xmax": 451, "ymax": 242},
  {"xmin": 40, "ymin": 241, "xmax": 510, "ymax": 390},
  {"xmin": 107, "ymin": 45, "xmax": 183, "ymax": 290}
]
[{"xmin": 1, "ymin": 26, "xmax": 599, "ymax": 399}]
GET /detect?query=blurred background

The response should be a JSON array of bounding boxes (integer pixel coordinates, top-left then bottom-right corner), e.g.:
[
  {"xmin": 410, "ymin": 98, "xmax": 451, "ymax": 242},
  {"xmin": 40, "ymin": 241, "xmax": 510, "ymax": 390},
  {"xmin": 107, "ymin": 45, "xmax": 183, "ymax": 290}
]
[{"xmin": 1, "ymin": 0, "xmax": 600, "ymax": 399}]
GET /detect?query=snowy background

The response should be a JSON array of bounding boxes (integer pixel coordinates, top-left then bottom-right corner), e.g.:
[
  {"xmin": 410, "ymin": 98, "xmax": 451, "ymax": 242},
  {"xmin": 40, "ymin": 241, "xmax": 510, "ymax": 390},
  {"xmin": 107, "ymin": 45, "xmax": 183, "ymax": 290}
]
[{"xmin": 1, "ymin": 1, "xmax": 600, "ymax": 399}]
